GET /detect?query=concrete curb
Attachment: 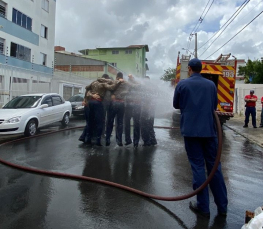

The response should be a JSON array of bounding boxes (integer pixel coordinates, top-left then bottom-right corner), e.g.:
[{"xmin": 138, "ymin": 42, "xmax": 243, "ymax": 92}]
[{"xmin": 224, "ymin": 124, "xmax": 263, "ymax": 148}]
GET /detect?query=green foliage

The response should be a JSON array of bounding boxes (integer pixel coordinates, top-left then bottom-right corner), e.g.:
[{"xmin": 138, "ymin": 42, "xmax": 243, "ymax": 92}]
[
  {"xmin": 160, "ymin": 68, "xmax": 176, "ymax": 81},
  {"xmin": 238, "ymin": 59, "xmax": 263, "ymax": 84}
]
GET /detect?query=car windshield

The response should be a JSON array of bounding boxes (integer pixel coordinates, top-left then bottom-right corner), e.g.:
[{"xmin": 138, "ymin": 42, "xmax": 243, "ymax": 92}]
[
  {"xmin": 68, "ymin": 94, "xmax": 84, "ymax": 102},
  {"xmin": 3, "ymin": 96, "xmax": 42, "ymax": 109}
]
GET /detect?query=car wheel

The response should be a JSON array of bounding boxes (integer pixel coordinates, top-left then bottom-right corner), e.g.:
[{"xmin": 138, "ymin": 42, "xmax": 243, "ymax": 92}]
[
  {"xmin": 61, "ymin": 113, "xmax": 70, "ymax": 126},
  {"xmin": 24, "ymin": 119, "xmax": 38, "ymax": 136}
]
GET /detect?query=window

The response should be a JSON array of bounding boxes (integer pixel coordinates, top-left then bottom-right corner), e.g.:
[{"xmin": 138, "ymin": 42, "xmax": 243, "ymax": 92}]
[
  {"xmin": 125, "ymin": 49, "xmax": 132, "ymax": 54},
  {"xmin": 10, "ymin": 42, "xmax": 31, "ymax": 62},
  {"xmin": 42, "ymin": 0, "xmax": 49, "ymax": 12},
  {"xmin": 41, "ymin": 25, "xmax": 48, "ymax": 38},
  {"xmin": 42, "ymin": 96, "xmax": 52, "ymax": 107},
  {"xmin": 0, "ymin": 1, "xmax": 6, "ymax": 18},
  {"xmin": 40, "ymin": 53, "xmax": 47, "ymax": 66},
  {"xmin": 110, "ymin": 63, "xmax": 117, "ymax": 67},
  {"xmin": 112, "ymin": 50, "xmax": 119, "ymax": 55},
  {"xmin": 12, "ymin": 8, "xmax": 32, "ymax": 31},
  {"xmin": 0, "ymin": 38, "xmax": 4, "ymax": 54},
  {"xmin": 52, "ymin": 96, "xmax": 63, "ymax": 106}
]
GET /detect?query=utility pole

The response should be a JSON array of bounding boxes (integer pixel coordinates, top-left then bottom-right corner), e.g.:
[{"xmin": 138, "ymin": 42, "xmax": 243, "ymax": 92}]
[{"xmin": 194, "ymin": 33, "xmax": 197, "ymax": 58}]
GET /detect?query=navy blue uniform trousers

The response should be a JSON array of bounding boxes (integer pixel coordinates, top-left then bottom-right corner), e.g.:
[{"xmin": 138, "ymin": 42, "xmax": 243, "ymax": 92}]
[
  {"xmin": 86, "ymin": 100, "xmax": 104, "ymax": 143},
  {"xmin": 106, "ymin": 101, "xmax": 125, "ymax": 144},
  {"xmin": 141, "ymin": 106, "xmax": 157, "ymax": 145},
  {"xmin": 184, "ymin": 137, "xmax": 228, "ymax": 213},
  {"xmin": 245, "ymin": 107, "xmax": 256, "ymax": 127},
  {"xmin": 79, "ymin": 105, "xmax": 90, "ymax": 142},
  {"xmin": 124, "ymin": 103, "xmax": 141, "ymax": 145}
]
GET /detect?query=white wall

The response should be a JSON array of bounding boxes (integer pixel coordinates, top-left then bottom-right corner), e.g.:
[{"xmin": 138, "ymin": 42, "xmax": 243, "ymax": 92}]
[{"xmin": 235, "ymin": 84, "xmax": 263, "ymax": 115}]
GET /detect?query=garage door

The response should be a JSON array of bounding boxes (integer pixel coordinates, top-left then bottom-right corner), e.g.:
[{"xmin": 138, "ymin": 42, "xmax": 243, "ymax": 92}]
[
  {"xmin": 63, "ymin": 86, "xmax": 72, "ymax": 100},
  {"xmin": 63, "ymin": 86, "xmax": 82, "ymax": 100}
]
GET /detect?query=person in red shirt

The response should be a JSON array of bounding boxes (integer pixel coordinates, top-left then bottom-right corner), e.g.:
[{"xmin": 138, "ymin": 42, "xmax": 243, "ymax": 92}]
[
  {"xmin": 260, "ymin": 96, "xmax": 263, "ymax": 128},
  {"xmin": 243, "ymin": 90, "xmax": 258, "ymax": 128}
]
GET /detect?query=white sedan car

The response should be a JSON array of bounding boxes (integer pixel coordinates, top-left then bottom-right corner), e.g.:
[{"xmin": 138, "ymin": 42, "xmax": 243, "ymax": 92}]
[{"xmin": 0, "ymin": 93, "xmax": 72, "ymax": 136}]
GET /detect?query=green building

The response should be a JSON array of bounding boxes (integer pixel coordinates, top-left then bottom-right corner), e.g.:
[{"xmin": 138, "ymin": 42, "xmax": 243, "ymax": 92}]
[{"xmin": 79, "ymin": 45, "xmax": 149, "ymax": 78}]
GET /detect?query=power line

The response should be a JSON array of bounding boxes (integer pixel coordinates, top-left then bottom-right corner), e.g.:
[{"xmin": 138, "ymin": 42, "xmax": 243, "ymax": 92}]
[
  {"xmin": 194, "ymin": 0, "xmax": 215, "ymax": 33},
  {"xmin": 199, "ymin": 0, "xmax": 250, "ymax": 57},
  {"xmin": 204, "ymin": 10, "xmax": 263, "ymax": 60},
  {"xmin": 186, "ymin": 0, "xmax": 213, "ymax": 50},
  {"xmin": 198, "ymin": 0, "xmax": 250, "ymax": 51},
  {"xmin": 189, "ymin": 0, "xmax": 211, "ymax": 36}
]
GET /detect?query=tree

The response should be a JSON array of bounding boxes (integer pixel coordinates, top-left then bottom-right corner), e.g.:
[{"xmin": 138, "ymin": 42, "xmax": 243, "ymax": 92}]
[
  {"xmin": 160, "ymin": 68, "xmax": 176, "ymax": 81},
  {"xmin": 238, "ymin": 59, "xmax": 263, "ymax": 84}
]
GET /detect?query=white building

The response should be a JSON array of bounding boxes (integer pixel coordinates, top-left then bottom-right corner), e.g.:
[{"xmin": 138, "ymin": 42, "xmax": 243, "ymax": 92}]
[
  {"xmin": 0, "ymin": 0, "xmax": 56, "ymax": 105},
  {"xmin": 0, "ymin": 0, "xmax": 56, "ymax": 70}
]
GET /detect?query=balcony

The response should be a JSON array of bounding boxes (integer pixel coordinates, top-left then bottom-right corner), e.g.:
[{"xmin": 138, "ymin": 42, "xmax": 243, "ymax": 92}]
[
  {"xmin": 0, "ymin": 54, "xmax": 52, "ymax": 75},
  {"xmin": 0, "ymin": 17, "xmax": 39, "ymax": 45}
]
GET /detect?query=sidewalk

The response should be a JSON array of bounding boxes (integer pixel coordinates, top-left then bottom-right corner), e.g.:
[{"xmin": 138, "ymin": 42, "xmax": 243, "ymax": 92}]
[{"xmin": 224, "ymin": 114, "xmax": 263, "ymax": 148}]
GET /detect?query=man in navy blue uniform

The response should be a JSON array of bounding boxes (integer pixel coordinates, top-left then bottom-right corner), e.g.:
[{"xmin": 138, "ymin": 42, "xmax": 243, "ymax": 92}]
[{"xmin": 173, "ymin": 58, "xmax": 228, "ymax": 218}]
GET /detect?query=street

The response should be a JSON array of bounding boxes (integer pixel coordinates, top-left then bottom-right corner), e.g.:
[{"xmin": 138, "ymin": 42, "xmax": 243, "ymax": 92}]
[{"xmin": 0, "ymin": 113, "xmax": 262, "ymax": 229}]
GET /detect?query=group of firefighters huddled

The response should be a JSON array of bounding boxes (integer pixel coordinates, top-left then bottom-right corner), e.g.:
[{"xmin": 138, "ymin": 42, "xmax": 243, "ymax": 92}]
[{"xmin": 78, "ymin": 72, "xmax": 157, "ymax": 148}]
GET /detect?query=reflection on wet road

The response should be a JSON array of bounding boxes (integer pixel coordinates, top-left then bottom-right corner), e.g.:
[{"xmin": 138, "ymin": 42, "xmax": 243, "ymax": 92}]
[{"xmin": 0, "ymin": 113, "xmax": 262, "ymax": 229}]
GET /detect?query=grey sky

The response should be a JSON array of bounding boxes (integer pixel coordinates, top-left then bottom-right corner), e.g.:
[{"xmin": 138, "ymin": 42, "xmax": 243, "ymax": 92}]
[{"xmin": 55, "ymin": 0, "xmax": 263, "ymax": 79}]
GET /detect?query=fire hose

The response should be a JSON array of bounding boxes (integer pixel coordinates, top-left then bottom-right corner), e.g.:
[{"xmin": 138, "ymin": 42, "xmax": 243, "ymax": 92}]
[{"xmin": 0, "ymin": 111, "xmax": 222, "ymax": 201}]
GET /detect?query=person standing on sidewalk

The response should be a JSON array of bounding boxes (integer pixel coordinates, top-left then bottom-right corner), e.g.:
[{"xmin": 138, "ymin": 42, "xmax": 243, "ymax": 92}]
[
  {"xmin": 173, "ymin": 58, "xmax": 228, "ymax": 218},
  {"xmin": 243, "ymin": 90, "xmax": 258, "ymax": 128},
  {"xmin": 260, "ymin": 96, "xmax": 263, "ymax": 128}
]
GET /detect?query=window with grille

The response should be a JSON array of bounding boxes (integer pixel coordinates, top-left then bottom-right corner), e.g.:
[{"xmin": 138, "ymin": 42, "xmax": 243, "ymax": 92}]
[
  {"xmin": 41, "ymin": 25, "xmax": 48, "ymax": 39},
  {"xmin": 42, "ymin": 0, "xmax": 49, "ymax": 12},
  {"xmin": 125, "ymin": 49, "xmax": 132, "ymax": 54},
  {"xmin": 0, "ymin": 38, "xmax": 4, "ymax": 54},
  {"xmin": 10, "ymin": 42, "xmax": 31, "ymax": 62},
  {"xmin": 112, "ymin": 50, "xmax": 119, "ymax": 55},
  {"xmin": 0, "ymin": 1, "xmax": 6, "ymax": 18},
  {"xmin": 12, "ymin": 8, "xmax": 32, "ymax": 31}
]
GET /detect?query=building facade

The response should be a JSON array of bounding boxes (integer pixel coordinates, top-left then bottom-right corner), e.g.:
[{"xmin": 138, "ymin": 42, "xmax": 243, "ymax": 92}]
[
  {"xmin": 54, "ymin": 46, "xmax": 118, "ymax": 80},
  {"xmin": 79, "ymin": 45, "xmax": 149, "ymax": 78},
  {"xmin": 0, "ymin": 0, "xmax": 56, "ymax": 106},
  {"xmin": 0, "ymin": 0, "xmax": 56, "ymax": 72}
]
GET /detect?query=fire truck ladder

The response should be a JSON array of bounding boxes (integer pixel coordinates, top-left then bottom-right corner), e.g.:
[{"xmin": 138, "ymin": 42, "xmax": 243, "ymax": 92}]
[{"xmin": 214, "ymin": 53, "xmax": 231, "ymax": 64}]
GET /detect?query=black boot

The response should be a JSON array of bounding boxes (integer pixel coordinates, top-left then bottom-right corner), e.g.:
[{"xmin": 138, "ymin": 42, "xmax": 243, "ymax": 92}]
[
  {"xmin": 85, "ymin": 139, "xmax": 92, "ymax": 145},
  {"xmin": 105, "ymin": 139, "xmax": 110, "ymax": 146},
  {"xmin": 96, "ymin": 138, "xmax": 102, "ymax": 146},
  {"xmin": 125, "ymin": 141, "xmax": 132, "ymax": 146}
]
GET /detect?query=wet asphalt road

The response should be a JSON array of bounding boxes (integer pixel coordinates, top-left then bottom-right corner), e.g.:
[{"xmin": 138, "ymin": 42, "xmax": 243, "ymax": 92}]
[{"xmin": 0, "ymin": 113, "xmax": 262, "ymax": 229}]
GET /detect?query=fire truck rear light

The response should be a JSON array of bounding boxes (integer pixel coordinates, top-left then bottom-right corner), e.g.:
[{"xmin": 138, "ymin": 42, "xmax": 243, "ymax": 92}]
[{"xmin": 223, "ymin": 106, "xmax": 233, "ymax": 111}]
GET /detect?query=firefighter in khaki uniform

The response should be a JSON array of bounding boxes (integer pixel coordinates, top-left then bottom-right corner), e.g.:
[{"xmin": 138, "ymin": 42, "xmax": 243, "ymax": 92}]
[
  {"xmin": 243, "ymin": 90, "xmax": 258, "ymax": 128},
  {"xmin": 106, "ymin": 72, "xmax": 139, "ymax": 147},
  {"xmin": 82, "ymin": 77, "xmax": 122, "ymax": 146}
]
